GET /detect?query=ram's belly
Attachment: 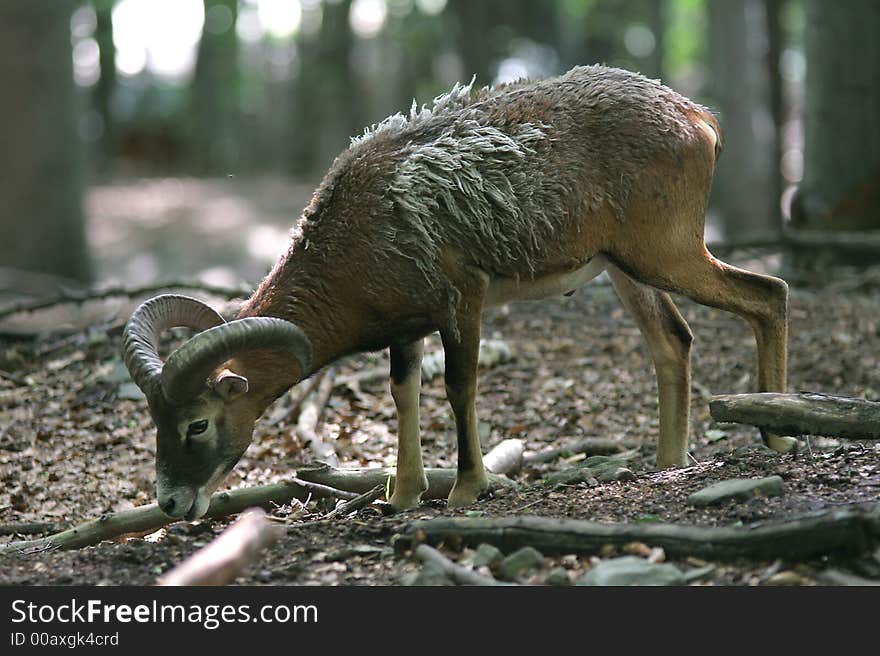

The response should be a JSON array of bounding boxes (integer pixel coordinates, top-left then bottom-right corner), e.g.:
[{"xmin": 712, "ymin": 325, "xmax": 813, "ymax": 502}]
[{"xmin": 485, "ymin": 255, "xmax": 607, "ymax": 307}]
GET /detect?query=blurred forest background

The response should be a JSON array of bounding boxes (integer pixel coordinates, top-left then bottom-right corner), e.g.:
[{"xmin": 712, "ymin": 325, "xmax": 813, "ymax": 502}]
[{"xmin": 0, "ymin": 0, "xmax": 878, "ymax": 299}]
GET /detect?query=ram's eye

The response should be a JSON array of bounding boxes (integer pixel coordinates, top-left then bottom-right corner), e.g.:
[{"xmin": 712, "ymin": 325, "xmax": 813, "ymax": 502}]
[{"xmin": 187, "ymin": 420, "xmax": 209, "ymax": 437}]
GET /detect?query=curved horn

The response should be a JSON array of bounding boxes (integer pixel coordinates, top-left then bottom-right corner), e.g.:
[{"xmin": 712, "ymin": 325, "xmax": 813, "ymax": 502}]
[
  {"xmin": 160, "ymin": 318, "xmax": 313, "ymax": 405},
  {"xmin": 122, "ymin": 295, "xmax": 226, "ymax": 400}
]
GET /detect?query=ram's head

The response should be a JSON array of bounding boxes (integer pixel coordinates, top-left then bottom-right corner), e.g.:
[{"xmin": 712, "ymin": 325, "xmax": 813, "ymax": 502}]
[{"xmin": 122, "ymin": 294, "xmax": 311, "ymax": 519}]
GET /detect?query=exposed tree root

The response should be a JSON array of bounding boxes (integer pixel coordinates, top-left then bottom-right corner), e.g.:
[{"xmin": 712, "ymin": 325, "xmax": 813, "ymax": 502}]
[{"xmin": 404, "ymin": 504, "xmax": 880, "ymax": 562}]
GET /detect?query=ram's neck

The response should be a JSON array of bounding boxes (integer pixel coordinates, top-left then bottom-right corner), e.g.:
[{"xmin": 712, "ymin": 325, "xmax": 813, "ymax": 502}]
[{"xmin": 229, "ymin": 247, "xmax": 364, "ymax": 409}]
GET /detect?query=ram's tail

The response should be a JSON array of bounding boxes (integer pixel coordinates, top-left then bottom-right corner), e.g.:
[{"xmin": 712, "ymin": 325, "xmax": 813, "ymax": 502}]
[{"xmin": 697, "ymin": 108, "xmax": 724, "ymax": 160}]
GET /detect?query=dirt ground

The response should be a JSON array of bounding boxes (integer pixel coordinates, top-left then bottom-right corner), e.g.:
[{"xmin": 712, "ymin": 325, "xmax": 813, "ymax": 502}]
[
  {"xmin": 2, "ymin": 274, "xmax": 879, "ymax": 586},
  {"xmin": 0, "ymin": 180, "xmax": 878, "ymax": 586}
]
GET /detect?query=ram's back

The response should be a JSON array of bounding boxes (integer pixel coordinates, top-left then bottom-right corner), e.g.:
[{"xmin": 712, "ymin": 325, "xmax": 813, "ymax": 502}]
[{"xmin": 292, "ymin": 65, "xmax": 718, "ymax": 321}]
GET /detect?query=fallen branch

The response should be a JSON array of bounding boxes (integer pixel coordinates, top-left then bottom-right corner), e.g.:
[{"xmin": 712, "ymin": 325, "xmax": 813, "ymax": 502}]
[
  {"xmin": 412, "ymin": 544, "xmax": 511, "ymax": 586},
  {"xmin": 0, "ymin": 521, "xmax": 59, "ymax": 536},
  {"xmin": 0, "ymin": 477, "xmax": 350, "ymax": 554},
  {"xmin": 523, "ymin": 437, "xmax": 645, "ymax": 465},
  {"xmin": 483, "ymin": 439, "xmax": 524, "ymax": 475},
  {"xmin": 0, "ymin": 280, "xmax": 252, "ymax": 321},
  {"xmin": 0, "ymin": 460, "xmax": 519, "ymax": 554},
  {"xmin": 324, "ymin": 484, "xmax": 385, "ymax": 520},
  {"xmin": 404, "ymin": 504, "xmax": 880, "ymax": 562},
  {"xmin": 156, "ymin": 508, "xmax": 282, "ymax": 586},
  {"xmin": 710, "ymin": 392, "xmax": 880, "ymax": 440},
  {"xmin": 296, "ymin": 463, "xmax": 517, "ymax": 500},
  {"xmin": 296, "ymin": 368, "xmax": 339, "ymax": 466}
]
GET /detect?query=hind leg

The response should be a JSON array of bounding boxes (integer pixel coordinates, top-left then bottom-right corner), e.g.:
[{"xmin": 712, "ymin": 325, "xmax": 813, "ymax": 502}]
[
  {"xmin": 610, "ymin": 242, "xmax": 794, "ymax": 454},
  {"xmin": 607, "ymin": 265, "xmax": 694, "ymax": 467}
]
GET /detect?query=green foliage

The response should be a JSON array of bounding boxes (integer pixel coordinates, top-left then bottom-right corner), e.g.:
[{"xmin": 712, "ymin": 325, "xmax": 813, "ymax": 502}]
[{"xmin": 665, "ymin": 0, "xmax": 706, "ymax": 79}]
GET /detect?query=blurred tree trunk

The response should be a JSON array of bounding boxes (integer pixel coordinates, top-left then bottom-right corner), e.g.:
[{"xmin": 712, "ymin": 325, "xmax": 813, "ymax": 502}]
[
  {"xmin": 191, "ymin": 0, "xmax": 239, "ymax": 174},
  {"xmin": 449, "ymin": 0, "xmax": 492, "ymax": 83},
  {"xmin": 707, "ymin": 0, "xmax": 776, "ymax": 240},
  {"xmin": 646, "ymin": 0, "xmax": 666, "ymax": 80},
  {"xmin": 786, "ymin": 0, "xmax": 880, "ymax": 271},
  {"xmin": 0, "ymin": 1, "xmax": 91, "ymax": 283},
  {"xmin": 290, "ymin": 0, "xmax": 356, "ymax": 178},
  {"xmin": 791, "ymin": 0, "xmax": 880, "ymax": 234},
  {"xmin": 92, "ymin": 0, "xmax": 116, "ymax": 175},
  {"xmin": 764, "ymin": 0, "xmax": 784, "ymax": 224},
  {"xmin": 559, "ymin": 1, "xmax": 619, "ymax": 73}
]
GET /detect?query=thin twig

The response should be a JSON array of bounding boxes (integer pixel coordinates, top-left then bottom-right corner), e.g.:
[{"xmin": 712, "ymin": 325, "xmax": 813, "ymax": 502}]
[
  {"xmin": 523, "ymin": 437, "xmax": 645, "ymax": 465},
  {"xmin": 266, "ymin": 376, "xmax": 323, "ymax": 427},
  {"xmin": 323, "ymin": 484, "xmax": 386, "ymax": 520},
  {"xmin": 296, "ymin": 368, "xmax": 339, "ymax": 465},
  {"xmin": 289, "ymin": 477, "xmax": 359, "ymax": 501},
  {"xmin": 0, "ymin": 369, "xmax": 27, "ymax": 386}
]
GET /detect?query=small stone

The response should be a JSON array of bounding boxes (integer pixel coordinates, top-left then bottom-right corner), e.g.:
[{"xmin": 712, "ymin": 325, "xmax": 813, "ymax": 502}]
[
  {"xmin": 473, "ymin": 543, "xmax": 504, "ymax": 569},
  {"xmin": 408, "ymin": 563, "xmax": 454, "ymax": 586},
  {"xmin": 560, "ymin": 554, "xmax": 579, "ymax": 569},
  {"xmin": 116, "ymin": 382, "xmax": 146, "ymax": 401},
  {"xmin": 622, "ymin": 542, "xmax": 652, "ymax": 557},
  {"xmin": 647, "ymin": 547, "xmax": 666, "ymax": 564},
  {"xmin": 544, "ymin": 568, "xmax": 571, "ymax": 586},
  {"xmin": 767, "ymin": 570, "xmax": 810, "ymax": 586},
  {"xmin": 599, "ymin": 544, "xmax": 616, "ymax": 558},
  {"xmin": 498, "ymin": 546, "xmax": 546, "ymax": 580},
  {"xmin": 598, "ymin": 467, "xmax": 636, "ymax": 483},
  {"xmin": 545, "ymin": 468, "xmax": 599, "ymax": 488},
  {"xmin": 687, "ymin": 476, "xmax": 784, "ymax": 507},
  {"xmin": 683, "ymin": 564, "xmax": 716, "ymax": 583},
  {"xmin": 577, "ymin": 556, "xmax": 685, "ymax": 586}
]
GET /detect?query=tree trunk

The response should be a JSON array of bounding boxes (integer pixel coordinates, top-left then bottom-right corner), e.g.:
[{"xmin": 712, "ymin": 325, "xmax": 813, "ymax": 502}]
[
  {"xmin": 787, "ymin": 0, "xmax": 880, "ymax": 270},
  {"xmin": 707, "ymin": 0, "xmax": 776, "ymax": 240},
  {"xmin": 190, "ymin": 0, "xmax": 239, "ymax": 174},
  {"xmin": 290, "ymin": 0, "xmax": 357, "ymax": 178},
  {"xmin": 449, "ymin": 0, "xmax": 493, "ymax": 84},
  {"xmin": 646, "ymin": 0, "xmax": 667, "ymax": 80},
  {"xmin": 92, "ymin": 0, "xmax": 116, "ymax": 175},
  {"xmin": 764, "ymin": 0, "xmax": 784, "ymax": 220},
  {"xmin": 0, "ymin": 0, "xmax": 91, "ymax": 283}
]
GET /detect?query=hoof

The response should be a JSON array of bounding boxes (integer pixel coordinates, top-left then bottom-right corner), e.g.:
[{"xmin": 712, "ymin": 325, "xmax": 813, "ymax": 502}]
[
  {"xmin": 655, "ymin": 453, "xmax": 689, "ymax": 469},
  {"xmin": 447, "ymin": 477, "xmax": 489, "ymax": 508},
  {"xmin": 389, "ymin": 478, "xmax": 428, "ymax": 511},
  {"xmin": 389, "ymin": 491, "xmax": 424, "ymax": 511}
]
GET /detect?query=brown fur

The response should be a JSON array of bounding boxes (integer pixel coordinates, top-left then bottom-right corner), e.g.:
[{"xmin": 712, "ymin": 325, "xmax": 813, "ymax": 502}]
[{"xmin": 147, "ymin": 65, "xmax": 792, "ymax": 515}]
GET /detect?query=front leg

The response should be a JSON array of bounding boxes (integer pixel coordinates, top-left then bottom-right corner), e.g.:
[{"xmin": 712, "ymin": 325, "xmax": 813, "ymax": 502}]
[
  {"xmin": 389, "ymin": 339, "xmax": 428, "ymax": 509},
  {"xmin": 441, "ymin": 303, "xmax": 489, "ymax": 508}
]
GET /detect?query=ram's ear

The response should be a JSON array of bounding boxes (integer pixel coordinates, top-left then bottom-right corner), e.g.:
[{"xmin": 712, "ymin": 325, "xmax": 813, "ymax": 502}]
[{"xmin": 211, "ymin": 369, "xmax": 249, "ymax": 401}]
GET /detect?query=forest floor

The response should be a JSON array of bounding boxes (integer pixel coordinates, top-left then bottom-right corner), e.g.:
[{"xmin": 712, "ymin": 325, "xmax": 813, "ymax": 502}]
[
  {"xmin": 0, "ymin": 179, "xmax": 878, "ymax": 586},
  {"xmin": 2, "ymin": 273, "xmax": 879, "ymax": 586}
]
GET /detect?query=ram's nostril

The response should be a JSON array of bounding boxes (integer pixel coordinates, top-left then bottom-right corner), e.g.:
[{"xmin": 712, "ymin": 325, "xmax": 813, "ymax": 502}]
[{"xmin": 160, "ymin": 498, "xmax": 176, "ymax": 514}]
